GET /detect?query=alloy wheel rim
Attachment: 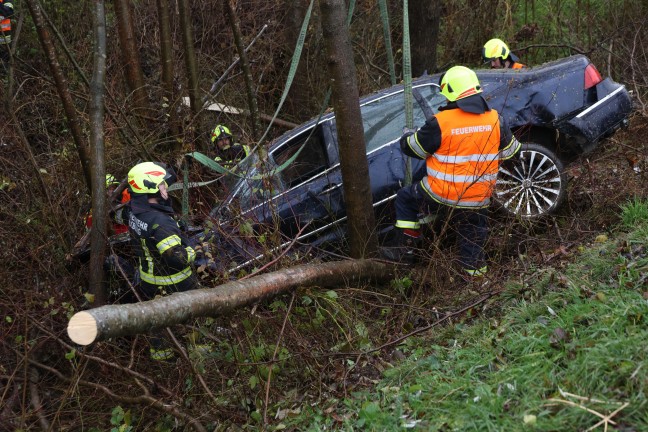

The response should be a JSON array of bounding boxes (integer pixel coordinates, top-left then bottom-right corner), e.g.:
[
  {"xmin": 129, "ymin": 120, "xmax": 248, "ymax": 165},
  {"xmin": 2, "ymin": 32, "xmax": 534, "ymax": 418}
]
[{"xmin": 496, "ymin": 149, "xmax": 563, "ymax": 217}]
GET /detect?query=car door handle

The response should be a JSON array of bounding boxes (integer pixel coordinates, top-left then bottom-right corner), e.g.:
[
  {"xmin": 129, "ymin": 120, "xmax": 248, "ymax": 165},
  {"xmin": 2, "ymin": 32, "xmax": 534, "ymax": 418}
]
[{"xmin": 318, "ymin": 183, "xmax": 342, "ymax": 195}]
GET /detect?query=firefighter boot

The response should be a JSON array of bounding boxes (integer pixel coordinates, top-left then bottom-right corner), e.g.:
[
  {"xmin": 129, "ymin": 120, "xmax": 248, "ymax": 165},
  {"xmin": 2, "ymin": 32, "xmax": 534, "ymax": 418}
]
[{"xmin": 381, "ymin": 229, "xmax": 421, "ymax": 263}]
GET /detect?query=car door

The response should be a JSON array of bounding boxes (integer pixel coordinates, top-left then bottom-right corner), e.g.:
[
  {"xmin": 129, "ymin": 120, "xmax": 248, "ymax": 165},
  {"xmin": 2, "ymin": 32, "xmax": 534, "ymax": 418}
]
[
  {"xmin": 264, "ymin": 121, "xmax": 340, "ymax": 239},
  {"xmin": 326, "ymin": 82, "xmax": 446, "ymax": 234}
]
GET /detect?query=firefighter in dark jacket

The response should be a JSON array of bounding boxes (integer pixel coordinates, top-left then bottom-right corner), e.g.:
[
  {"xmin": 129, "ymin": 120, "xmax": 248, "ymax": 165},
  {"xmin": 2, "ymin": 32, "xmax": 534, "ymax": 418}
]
[
  {"xmin": 210, "ymin": 124, "xmax": 250, "ymax": 169},
  {"xmin": 383, "ymin": 66, "xmax": 521, "ymax": 278},
  {"xmin": 126, "ymin": 162, "xmax": 199, "ymax": 360},
  {"xmin": 126, "ymin": 162, "xmax": 198, "ymax": 298},
  {"xmin": 482, "ymin": 38, "xmax": 525, "ymax": 69}
]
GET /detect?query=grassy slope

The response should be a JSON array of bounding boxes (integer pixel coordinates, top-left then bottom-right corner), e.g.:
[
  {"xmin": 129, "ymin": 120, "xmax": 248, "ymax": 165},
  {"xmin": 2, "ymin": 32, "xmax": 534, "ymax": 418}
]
[{"xmin": 286, "ymin": 200, "xmax": 648, "ymax": 431}]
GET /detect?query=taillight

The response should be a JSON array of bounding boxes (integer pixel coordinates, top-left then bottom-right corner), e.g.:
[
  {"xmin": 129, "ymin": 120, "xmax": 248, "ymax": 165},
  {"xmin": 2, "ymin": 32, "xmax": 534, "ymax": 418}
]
[{"xmin": 584, "ymin": 63, "xmax": 602, "ymax": 89}]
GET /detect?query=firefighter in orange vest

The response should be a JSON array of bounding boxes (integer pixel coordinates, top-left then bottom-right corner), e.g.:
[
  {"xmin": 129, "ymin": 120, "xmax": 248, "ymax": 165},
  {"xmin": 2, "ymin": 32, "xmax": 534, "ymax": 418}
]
[
  {"xmin": 0, "ymin": 0, "xmax": 13, "ymax": 70},
  {"xmin": 482, "ymin": 38, "xmax": 525, "ymax": 69},
  {"xmin": 383, "ymin": 66, "xmax": 521, "ymax": 278}
]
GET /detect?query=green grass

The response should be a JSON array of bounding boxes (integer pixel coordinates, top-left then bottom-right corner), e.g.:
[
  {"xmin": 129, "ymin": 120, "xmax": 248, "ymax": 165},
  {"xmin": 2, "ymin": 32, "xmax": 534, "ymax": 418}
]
[{"xmin": 284, "ymin": 199, "xmax": 648, "ymax": 431}]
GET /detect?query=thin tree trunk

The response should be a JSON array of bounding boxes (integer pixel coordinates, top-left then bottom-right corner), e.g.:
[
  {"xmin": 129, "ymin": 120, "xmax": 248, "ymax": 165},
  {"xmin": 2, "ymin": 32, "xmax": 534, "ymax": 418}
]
[
  {"xmin": 224, "ymin": 0, "xmax": 261, "ymax": 142},
  {"xmin": 67, "ymin": 260, "xmax": 394, "ymax": 345},
  {"xmin": 89, "ymin": 0, "xmax": 109, "ymax": 306},
  {"xmin": 156, "ymin": 0, "xmax": 180, "ymax": 147},
  {"xmin": 282, "ymin": 0, "xmax": 314, "ymax": 120},
  {"xmin": 177, "ymin": 0, "xmax": 201, "ymax": 150},
  {"xmin": 113, "ymin": 0, "xmax": 150, "ymax": 118},
  {"xmin": 24, "ymin": 0, "xmax": 92, "ymax": 191},
  {"xmin": 319, "ymin": 0, "xmax": 378, "ymax": 258},
  {"xmin": 409, "ymin": 0, "xmax": 441, "ymax": 76}
]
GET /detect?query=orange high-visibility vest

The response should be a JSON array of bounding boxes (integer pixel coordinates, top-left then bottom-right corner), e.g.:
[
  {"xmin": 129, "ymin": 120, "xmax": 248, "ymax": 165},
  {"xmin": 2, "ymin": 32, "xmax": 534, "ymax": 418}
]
[
  {"xmin": 420, "ymin": 109, "xmax": 501, "ymax": 208},
  {"xmin": 0, "ymin": 0, "xmax": 11, "ymax": 44}
]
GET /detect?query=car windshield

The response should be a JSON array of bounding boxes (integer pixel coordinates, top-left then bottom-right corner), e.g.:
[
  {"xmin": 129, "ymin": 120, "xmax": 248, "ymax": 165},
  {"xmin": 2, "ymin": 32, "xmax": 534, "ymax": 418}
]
[{"xmin": 219, "ymin": 152, "xmax": 286, "ymax": 207}]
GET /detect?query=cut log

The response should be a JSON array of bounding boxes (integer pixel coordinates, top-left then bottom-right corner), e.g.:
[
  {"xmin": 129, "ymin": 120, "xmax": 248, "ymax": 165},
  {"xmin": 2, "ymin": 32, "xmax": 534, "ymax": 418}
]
[{"xmin": 68, "ymin": 259, "xmax": 394, "ymax": 345}]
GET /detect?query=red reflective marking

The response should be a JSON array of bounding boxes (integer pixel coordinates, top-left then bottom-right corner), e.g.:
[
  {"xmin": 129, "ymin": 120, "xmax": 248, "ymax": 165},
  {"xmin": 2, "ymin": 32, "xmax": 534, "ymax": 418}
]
[{"xmin": 458, "ymin": 88, "xmax": 477, "ymax": 98}]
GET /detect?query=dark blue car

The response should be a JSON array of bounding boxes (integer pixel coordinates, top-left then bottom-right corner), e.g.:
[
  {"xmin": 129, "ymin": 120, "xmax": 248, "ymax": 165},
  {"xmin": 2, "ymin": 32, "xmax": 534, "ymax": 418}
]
[{"xmin": 209, "ymin": 54, "xmax": 632, "ymax": 271}]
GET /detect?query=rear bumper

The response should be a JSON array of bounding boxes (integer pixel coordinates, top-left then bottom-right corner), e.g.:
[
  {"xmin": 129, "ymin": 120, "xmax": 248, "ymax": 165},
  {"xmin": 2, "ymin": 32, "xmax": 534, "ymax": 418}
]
[{"xmin": 561, "ymin": 78, "xmax": 633, "ymax": 144}]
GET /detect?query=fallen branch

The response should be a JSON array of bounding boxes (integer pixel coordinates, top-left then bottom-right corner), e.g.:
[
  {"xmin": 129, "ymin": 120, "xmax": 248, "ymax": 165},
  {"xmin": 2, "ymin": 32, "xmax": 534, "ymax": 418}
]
[{"xmin": 68, "ymin": 259, "xmax": 394, "ymax": 345}]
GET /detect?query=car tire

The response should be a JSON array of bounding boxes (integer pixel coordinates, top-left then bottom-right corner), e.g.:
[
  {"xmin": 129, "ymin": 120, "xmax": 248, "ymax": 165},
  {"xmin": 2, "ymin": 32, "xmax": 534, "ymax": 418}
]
[{"xmin": 495, "ymin": 143, "xmax": 567, "ymax": 218}]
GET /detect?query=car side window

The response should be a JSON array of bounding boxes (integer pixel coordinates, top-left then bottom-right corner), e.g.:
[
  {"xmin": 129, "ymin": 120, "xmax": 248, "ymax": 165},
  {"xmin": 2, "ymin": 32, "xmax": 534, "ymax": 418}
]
[
  {"xmin": 272, "ymin": 125, "xmax": 329, "ymax": 188},
  {"xmin": 414, "ymin": 84, "xmax": 446, "ymax": 117},
  {"xmin": 360, "ymin": 84, "xmax": 444, "ymax": 152}
]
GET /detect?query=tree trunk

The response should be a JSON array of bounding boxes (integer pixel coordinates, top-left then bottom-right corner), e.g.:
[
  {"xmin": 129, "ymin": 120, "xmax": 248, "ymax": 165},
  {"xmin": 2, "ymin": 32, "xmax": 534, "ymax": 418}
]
[
  {"xmin": 113, "ymin": 0, "xmax": 150, "ymax": 118},
  {"xmin": 67, "ymin": 259, "xmax": 394, "ymax": 345},
  {"xmin": 88, "ymin": 0, "xmax": 109, "ymax": 306},
  {"xmin": 156, "ymin": 0, "xmax": 180, "ymax": 147},
  {"xmin": 409, "ymin": 0, "xmax": 441, "ymax": 77},
  {"xmin": 24, "ymin": 0, "xmax": 92, "ymax": 191},
  {"xmin": 224, "ymin": 0, "xmax": 261, "ymax": 142},
  {"xmin": 282, "ymin": 0, "xmax": 314, "ymax": 120},
  {"xmin": 318, "ymin": 0, "xmax": 378, "ymax": 258},
  {"xmin": 177, "ymin": 0, "xmax": 201, "ymax": 149}
]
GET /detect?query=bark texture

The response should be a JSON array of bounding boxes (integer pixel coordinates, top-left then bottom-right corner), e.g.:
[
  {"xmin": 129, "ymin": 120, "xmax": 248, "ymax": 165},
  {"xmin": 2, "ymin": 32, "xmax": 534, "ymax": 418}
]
[
  {"xmin": 156, "ymin": 0, "xmax": 180, "ymax": 144},
  {"xmin": 177, "ymin": 0, "xmax": 200, "ymax": 118},
  {"xmin": 409, "ymin": 0, "xmax": 441, "ymax": 76},
  {"xmin": 113, "ymin": 0, "xmax": 150, "ymax": 117},
  {"xmin": 88, "ymin": 0, "xmax": 109, "ymax": 306},
  {"xmin": 319, "ymin": 0, "xmax": 378, "ymax": 258},
  {"xmin": 283, "ymin": 0, "xmax": 314, "ymax": 119},
  {"xmin": 68, "ymin": 259, "xmax": 394, "ymax": 345},
  {"xmin": 225, "ymin": 0, "xmax": 261, "ymax": 142}
]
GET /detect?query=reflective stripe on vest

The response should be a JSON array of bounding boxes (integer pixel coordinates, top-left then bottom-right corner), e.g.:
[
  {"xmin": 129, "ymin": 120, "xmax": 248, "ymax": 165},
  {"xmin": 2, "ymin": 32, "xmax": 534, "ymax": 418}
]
[
  {"xmin": 140, "ymin": 238, "xmax": 192, "ymax": 286},
  {"xmin": 185, "ymin": 246, "xmax": 196, "ymax": 264},
  {"xmin": 499, "ymin": 136, "xmax": 521, "ymax": 160},
  {"xmin": 405, "ymin": 133, "xmax": 427, "ymax": 159},
  {"xmin": 140, "ymin": 265, "xmax": 193, "ymax": 286},
  {"xmin": 421, "ymin": 109, "xmax": 501, "ymax": 209},
  {"xmin": 395, "ymin": 219, "xmax": 421, "ymax": 230},
  {"xmin": 156, "ymin": 234, "xmax": 181, "ymax": 254}
]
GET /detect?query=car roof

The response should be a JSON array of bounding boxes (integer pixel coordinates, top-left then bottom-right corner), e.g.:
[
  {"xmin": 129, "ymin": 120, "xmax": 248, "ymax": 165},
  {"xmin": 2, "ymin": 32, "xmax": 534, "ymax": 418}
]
[{"xmin": 267, "ymin": 54, "xmax": 592, "ymax": 151}]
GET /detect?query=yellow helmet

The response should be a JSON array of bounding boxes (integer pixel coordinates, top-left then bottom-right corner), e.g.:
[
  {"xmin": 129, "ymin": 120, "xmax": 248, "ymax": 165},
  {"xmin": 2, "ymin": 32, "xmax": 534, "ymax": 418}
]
[
  {"xmin": 127, "ymin": 162, "xmax": 172, "ymax": 195},
  {"xmin": 105, "ymin": 174, "xmax": 119, "ymax": 187},
  {"xmin": 439, "ymin": 66, "xmax": 482, "ymax": 102},
  {"xmin": 482, "ymin": 38, "xmax": 510, "ymax": 61},
  {"xmin": 211, "ymin": 124, "xmax": 233, "ymax": 143}
]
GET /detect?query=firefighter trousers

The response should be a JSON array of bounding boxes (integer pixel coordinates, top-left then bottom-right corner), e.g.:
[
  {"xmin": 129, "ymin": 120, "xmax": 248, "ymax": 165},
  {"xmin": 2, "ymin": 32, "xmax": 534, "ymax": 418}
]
[{"xmin": 393, "ymin": 182, "xmax": 488, "ymax": 272}]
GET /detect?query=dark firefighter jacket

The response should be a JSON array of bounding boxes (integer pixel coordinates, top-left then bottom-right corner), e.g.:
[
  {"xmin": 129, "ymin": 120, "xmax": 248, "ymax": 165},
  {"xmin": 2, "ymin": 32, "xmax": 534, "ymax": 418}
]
[
  {"xmin": 215, "ymin": 142, "xmax": 250, "ymax": 169},
  {"xmin": 126, "ymin": 196, "xmax": 197, "ymax": 294}
]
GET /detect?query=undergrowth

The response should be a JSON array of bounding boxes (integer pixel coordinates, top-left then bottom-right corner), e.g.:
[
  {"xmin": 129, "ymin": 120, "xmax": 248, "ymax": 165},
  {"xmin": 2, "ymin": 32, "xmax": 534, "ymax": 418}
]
[{"xmin": 284, "ymin": 199, "xmax": 648, "ymax": 431}]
